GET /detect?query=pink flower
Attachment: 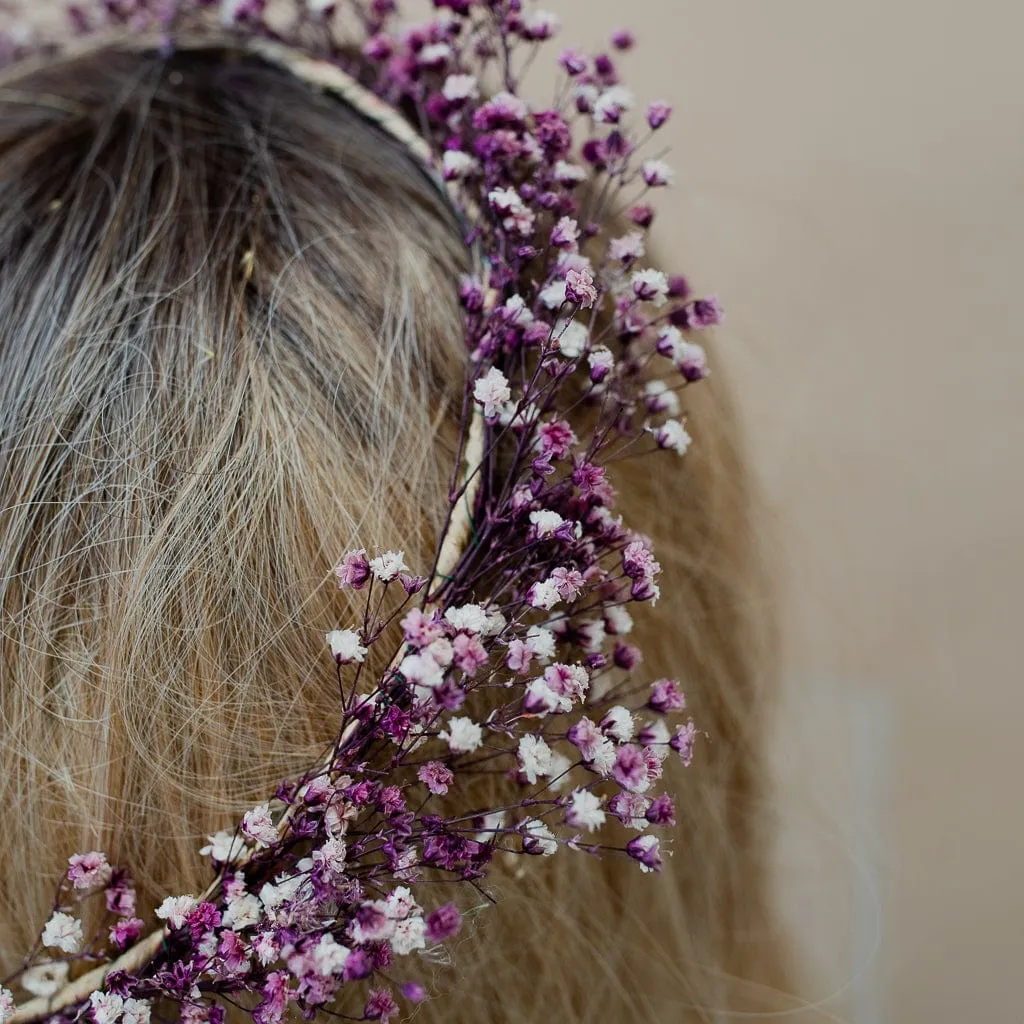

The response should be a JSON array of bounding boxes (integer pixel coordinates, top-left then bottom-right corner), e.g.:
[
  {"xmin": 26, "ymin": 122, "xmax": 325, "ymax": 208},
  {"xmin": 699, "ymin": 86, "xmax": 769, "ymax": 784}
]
[
  {"xmin": 110, "ymin": 917, "xmax": 144, "ymax": 949},
  {"xmin": 242, "ymin": 803, "xmax": 278, "ymax": 846},
  {"xmin": 671, "ymin": 721, "xmax": 698, "ymax": 766},
  {"xmin": 68, "ymin": 850, "xmax": 112, "ymax": 891},
  {"xmin": 401, "ymin": 607, "xmax": 444, "ymax": 648},
  {"xmin": 612, "ymin": 744, "xmax": 651, "ymax": 793},
  {"xmin": 334, "ymin": 549, "xmax": 370, "ymax": 589},
  {"xmin": 548, "ymin": 566, "xmax": 585, "ymax": 601},
  {"xmin": 418, "ymin": 761, "xmax": 454, "ymax": 795},
  {"xmin": 506, "ymin": 638, "xmax": 532, "ymax": 673},
  {"xmin": 565, "ymin": 267, "xmax": 598, "ymax": 308},
  {"xmin": 0, "ymin": 990, "xmax": 14, "ymax": 1024},
  {"xmin": 473, "ymin": 367, "xmax": 511, "ymax": 419}
]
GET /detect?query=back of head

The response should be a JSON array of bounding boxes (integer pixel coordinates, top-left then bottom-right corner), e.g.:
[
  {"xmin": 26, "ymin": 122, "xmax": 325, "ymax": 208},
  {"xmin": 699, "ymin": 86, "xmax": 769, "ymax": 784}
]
[{"xmin": 0, "ymin": 40, "xmax": 786, "ymax": 1023}]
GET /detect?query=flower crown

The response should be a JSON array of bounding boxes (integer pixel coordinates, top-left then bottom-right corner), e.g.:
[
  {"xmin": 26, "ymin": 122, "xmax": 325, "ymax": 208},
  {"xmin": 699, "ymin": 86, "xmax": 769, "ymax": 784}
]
[{"xmin": 0, "ymin": 4, "xmax": 723, "ymax": 1023}]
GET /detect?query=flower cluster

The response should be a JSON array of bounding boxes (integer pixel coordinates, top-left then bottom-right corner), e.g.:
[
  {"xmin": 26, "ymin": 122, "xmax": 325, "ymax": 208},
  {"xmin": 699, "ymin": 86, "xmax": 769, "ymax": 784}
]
[{"xmin": 0, "ymin": 3, "xmax": 720, "ymax": 1023}]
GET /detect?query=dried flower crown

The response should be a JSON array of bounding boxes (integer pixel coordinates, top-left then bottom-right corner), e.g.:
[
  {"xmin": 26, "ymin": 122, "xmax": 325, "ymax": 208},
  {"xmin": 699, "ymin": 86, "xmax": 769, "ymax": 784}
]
[{"xmin": 0, "ymin": 3, "xmax": 724, "ymax": 1023}]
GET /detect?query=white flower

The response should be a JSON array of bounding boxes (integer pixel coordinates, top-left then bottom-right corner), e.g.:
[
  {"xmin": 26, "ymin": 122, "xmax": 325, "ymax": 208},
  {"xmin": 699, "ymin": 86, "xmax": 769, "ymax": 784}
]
[
  {"xmin": 546, "ymin": 750, "xmax": 573, "ymax": 791},
  {"xmin": 223, "ymin": 892, "xmax": 262, "ymax": 932},
  {"xmin": 440, "ymin": 716, "xmax": 483, "ymax": 754},
  {"xmin": 591, "ymin": 738, "xmax": 616, "ymax": 777},
  {"xmin": 484, "ymin": 607, "xmax": 507, "ymax": 636},
  {"xmin": 390, "ymin": 916, "xmax": 427, "ymax": 956},
  {"xmin": 325, "ymin": 628, "xmax": 367, "ymax": 664},
  {"xmin": 526, "ymin": 625, "xmax": 556, "ymax": 662},
  {"xmin": 566, "ymin": 789, "xmax": 606, "ymax": 832},
  {"xmin": 442, "ymin": 73, "xmax": 479, "ymax": 101},
  {"xmin": 41, "ymin": 911, "xmax": 82, "ymax": 953},
  {"xmin": 650, "ymin": 419, "xmax": 693, "ymax": 456},
  {"xmin": 609, "ymin": 232, "xmax": 646, "ymax": 263},
  {"xmin": 517, "ymin": 734, "xmax": 553, "ymax": 784},
  {"xmin": 528, "ymin": 579, "xmax": 561, "ymax": 610},
  {"xmin": 488, "ymin": 187, "xmax": 535, "ymax": 234},
  {"xmin": 122, "ymin": 1000, "xmax": 152, "ymax": 1024},
  {"xmin": 199, "ymin": 829, "xmax": 248, "ymax": 864},
  {"xmin": 312, "ymin": 934, "xmax": 350, "ymax": 977},
  {"xmin": 20, "ymin": 962, "xmax": 69, "ymax": 998},
  {"xmin": 602, "ymin": 705, "xmax": 635, "ymax": 743},
  {"xmin": 604, "ymin": 605, "xmax": 634, "ymax": 635},
  {"xmin": 631, "ymin": 268, "xmax": 670, "ymax": 307},
  {"xmin": 442, "ymin": 149, "xmax": 477, "ymax": 180},
  {"xmin": 0, "ymin": 989, "xmax": 15, "ymax": 1024},
  {"xmin": 399, "ymin": 652, "xmax": 445, "ymax": 694},
  {"xmin": 242, "ymin": 803, "xmax": 278, "ymax": 846},
  {"xmin": 418, "ymin": 42, "xmax": 452, "ymax": 65},
  {"xmin": 525, "ymin": 676, "xmax": 563, "ymax": 714},
  {"xmin": 523, "ymin": 9, "xmax": 560, "ymax": 36},
  {"xmin": 521, "ymin": 818, "xmax": 558, "ymax": 856},
  {"xmin": 554, "ymin": 160, "xmax": 588, "ymax": 185},
  {"xmin": 474, "ymin": 809, "xmax": 506, "ymax": 842},
  {"xmin": 554, "ymin": 318, "xmax": 589, "ymax": 358},
  {"xmin": 444, "ymin": 603, "xmax": 491, "ymax": 635},
  {"xmin": 89, "ymin": 992, "xmax": 124, "ymax": 1024},
  {"xmin": 384, "ymin": 885, "xmax": 419, "ymax": 919},
  {"xmin": 644, "ymin": 379, "xmax": 680, "ymax": 416},
  {"xmin": 503, "ymin": 294, "xmax": 534, "ymax": 326},
  {"xmin": 641, "ymin": 159, "xmax": 674, "ymax": 187},
  {"xmin": 155, "ymin": 895, "xmax": 198, "ymax": 931},
  {"xmin": 369, "ymin": 550, "xmax": 408, "ymax": 582},
  {"xmin": 538, "ymin": 279, "xmax": 567, "ymax": 309},
  {"xmin": 643, "ymin": 718, "xmax": 672, "ymax": 748},
  {"xmin": 529, "ymin": 509, "xmax": 564, "ymax": 537},
  {"xmin": 593, "ymin": 86, "xmax": 634, "ymax": 123}
]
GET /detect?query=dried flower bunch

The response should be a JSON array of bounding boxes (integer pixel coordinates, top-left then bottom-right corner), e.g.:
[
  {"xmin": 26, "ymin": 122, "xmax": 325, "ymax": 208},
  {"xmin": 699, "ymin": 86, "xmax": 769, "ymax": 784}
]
[{"xmin": 0, "ymin": 3, "xmax": 724, "ymax": 1023}]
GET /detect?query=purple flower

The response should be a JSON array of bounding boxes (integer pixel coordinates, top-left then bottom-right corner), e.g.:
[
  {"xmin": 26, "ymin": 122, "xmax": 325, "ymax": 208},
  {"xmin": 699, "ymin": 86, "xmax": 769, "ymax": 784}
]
[
  {"xmin": 401, "ymin": 982, "xmax": 428, "ymax": 1004},
  {"xmin": 418, "ymin": 761, "xmax": 454, "ymax": 795},
  {"xmin": 611, "ymin": 28, "xmax": 635, "ymax": 50},
  {"xmin": 646, "ymin": 101, "xmax": 672, "ymax": 129},
  {"xmin": 612, "ymin": 744, "xmax": 650, "ymax": 793},
  {"xmin": 626, "ymin": 834, "xmax": 663, "ymax": 873},
  {"xmin": 365, "ymin": 990, "xmax": 398, "ymax": 1022},
  {"xmin": 646, "ymin": 793, "xmax": 677, "ymax": 826},
  {"xmin": 558, "ymin": 47, "xmax": 588, "ymax": 75},
  {"xmin": 425, "ymin": 903, "xmax": 462, "ymax": 942},
  {"xmin": 649, "ymin": 678, "xmax": 686, "ymax": 713}
]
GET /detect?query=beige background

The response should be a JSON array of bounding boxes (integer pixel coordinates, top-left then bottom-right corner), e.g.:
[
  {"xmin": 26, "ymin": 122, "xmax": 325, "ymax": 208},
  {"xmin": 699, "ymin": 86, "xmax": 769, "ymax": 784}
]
[{"xmin": 556, "ymin": 1, "xmax": 1023, "ymax": 1021}]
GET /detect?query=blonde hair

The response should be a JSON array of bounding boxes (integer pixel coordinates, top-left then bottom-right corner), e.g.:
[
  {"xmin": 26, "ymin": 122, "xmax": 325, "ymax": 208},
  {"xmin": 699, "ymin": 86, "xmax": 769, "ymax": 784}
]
[{"xmin": 0, "ymin": 45, "xmax": 790, "ymax": 1021}]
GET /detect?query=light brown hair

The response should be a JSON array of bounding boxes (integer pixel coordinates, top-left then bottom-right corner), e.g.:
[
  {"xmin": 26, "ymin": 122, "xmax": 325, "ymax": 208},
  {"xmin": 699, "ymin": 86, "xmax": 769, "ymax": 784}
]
[{"xmin": 0, "ymin": 45, "xmax": 790, "ymax": 1021}]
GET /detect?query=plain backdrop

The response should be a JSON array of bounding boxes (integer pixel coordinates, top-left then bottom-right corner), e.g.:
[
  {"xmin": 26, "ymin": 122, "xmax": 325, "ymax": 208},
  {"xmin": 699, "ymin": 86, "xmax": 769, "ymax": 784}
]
[{"xmin": 554, "ymin": 2, "xmax": 1023, "ymax": 1022}]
